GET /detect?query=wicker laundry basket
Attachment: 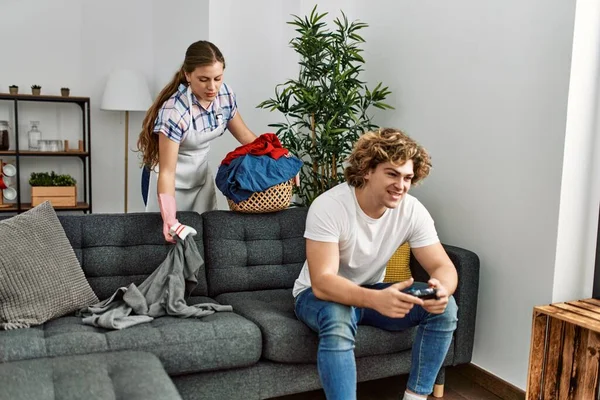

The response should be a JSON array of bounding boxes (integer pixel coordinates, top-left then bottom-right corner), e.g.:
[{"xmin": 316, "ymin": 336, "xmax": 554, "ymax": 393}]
[{"xmin": 227, "ymin": 179, "xmax": 293, "ymax": 213}]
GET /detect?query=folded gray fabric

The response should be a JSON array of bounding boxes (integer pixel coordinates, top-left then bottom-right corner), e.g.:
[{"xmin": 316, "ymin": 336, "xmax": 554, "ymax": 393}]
[{"xmin": 79, "ymin": 236, "xmax": 232, "ymax": 329}]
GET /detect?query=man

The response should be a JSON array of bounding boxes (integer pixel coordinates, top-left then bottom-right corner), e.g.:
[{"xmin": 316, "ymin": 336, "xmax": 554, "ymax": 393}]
[{"xmin": 293, "ymin": 128, "xmax": 458, "ymax": 400}]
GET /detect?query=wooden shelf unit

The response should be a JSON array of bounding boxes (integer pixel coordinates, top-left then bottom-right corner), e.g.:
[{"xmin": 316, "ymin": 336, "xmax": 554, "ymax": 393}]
[{"xmin": 0, "ymin": 93, "xmax": 92, "ymax": 213}]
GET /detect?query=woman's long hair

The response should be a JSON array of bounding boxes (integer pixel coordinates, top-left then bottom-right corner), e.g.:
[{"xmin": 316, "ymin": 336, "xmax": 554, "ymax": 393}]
[{"xmin": 137, "ymin": 40, "xmax": 225, "ymax": 169}]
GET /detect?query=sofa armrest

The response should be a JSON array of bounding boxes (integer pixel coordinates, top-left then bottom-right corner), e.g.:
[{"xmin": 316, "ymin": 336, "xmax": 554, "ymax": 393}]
[{"xmin": 409, "ymin": 244, "xmax": 480, "ymax": 365}]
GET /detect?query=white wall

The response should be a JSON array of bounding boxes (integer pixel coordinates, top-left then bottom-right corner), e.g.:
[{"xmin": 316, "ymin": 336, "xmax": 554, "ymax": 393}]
[
  {"xmin": 0, "ymin": 0, "xmax": 152, "ymax": 212},
  {"xmin": 553, "ymin": 0, "xmax": 600, "ymax": 303},
  {"xmin": 2, "ymin": 0, "xmax": 595, "ymax": 391},
  {"xmin": 151, "ymin": 1, "xmax": 210, "ymax": 96},
  {"xmin": 202, "ymin": 1, "xmax": 585, "ymax": 387},
  {"xmin": 0, "ymin": 1, "xmax": 85, "ymax": 203},
  {"xmin": 81, "ymin": 1, "xmax": 154, "ymax": 213},
  {"xmin": 207, "ymin": 0, "xmax": 300, "ymax": 209},
  {"xmin": 351, "ymin": 0, "xmax": 576, "ymax": 389},
  {"xmin": 0, "ymin": 0, "xmax": 209, "ymax": 213},
  {"xmin": 135, "ymin": 0, "xmax": 211, "ymax": 212}
]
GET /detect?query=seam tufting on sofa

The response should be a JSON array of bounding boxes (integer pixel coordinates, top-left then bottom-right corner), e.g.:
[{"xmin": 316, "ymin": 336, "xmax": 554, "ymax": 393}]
[{"xmin": 0, "ymin": 209, "xmax": 479, "ymax": 400}]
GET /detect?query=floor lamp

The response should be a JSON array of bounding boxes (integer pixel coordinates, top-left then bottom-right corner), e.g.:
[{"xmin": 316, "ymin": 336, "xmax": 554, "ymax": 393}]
[{"xmin": 101, "ymin": 69, "xmax": 152, "ymax": 212}]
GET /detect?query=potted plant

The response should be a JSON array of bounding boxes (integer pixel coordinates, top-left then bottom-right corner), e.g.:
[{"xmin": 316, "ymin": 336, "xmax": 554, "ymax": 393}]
[
  {"xmin": 29, "ymin": 171, "xmax": 77, "ymax": 207},
  {"xmin": 60, "ymin": 87, "xmax": 70, "ymax": 97},
  {"xmin": 258, "ymin": 6, "xmax": 393, "ymax": 206},
  {"xmin": 9, "ymin": 85, "xmax": 18, "ymax": 95},
  {"xmin": 31, "ymin": 85, "xmax": 41, "ymax": 96}
]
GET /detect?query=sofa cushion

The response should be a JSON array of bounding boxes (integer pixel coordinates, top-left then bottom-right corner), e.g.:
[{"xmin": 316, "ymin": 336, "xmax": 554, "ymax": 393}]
[
  {"xmin": 57, "ymin": 211, "xmax": 208, "ymax": 299},
  {"xmin": 215, "ymin": 289, "xmax": 416, "ymax": 364},
  {"xmin": 0, "ymin": 351, "xmax": 182, "ymax": 400},
  {"xmin": 202, "ymin": 208, "xmax": 307, "ymax": 297},
  {"xmin": 0, "ymin": 296, "xmax": 262, "ymax": 375},
  {"xmin": 0, "ymin": 202, "xmax": 98, "ymax": 329}
]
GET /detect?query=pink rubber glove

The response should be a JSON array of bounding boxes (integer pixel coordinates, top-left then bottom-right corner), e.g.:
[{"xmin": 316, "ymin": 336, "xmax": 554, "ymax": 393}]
[{"xmin": 158, "ymin": 193, "xmax": 197, "ymax": 243}]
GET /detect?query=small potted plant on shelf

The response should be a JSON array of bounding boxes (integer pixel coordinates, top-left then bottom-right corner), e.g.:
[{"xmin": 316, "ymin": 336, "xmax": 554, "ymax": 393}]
[
  {"xmin": 9, "ymin": 85, "xmax": 18, "ymax": 95},
  {"xmin": 31, "ymin": 85, "xmax": 42, "ymax": 95},
  {"xmin": 29, "ymin": 171, "xmax": 77, "ymax": 207},
  {"xmin": 60, "ymin": 87, "xmax": 70, "ymax": 97}
]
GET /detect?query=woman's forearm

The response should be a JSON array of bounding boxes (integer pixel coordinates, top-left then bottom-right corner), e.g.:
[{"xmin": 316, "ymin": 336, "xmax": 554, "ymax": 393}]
[{"xmin": 157, "ymin": 171, "xmax": 176, "ymax": 195}]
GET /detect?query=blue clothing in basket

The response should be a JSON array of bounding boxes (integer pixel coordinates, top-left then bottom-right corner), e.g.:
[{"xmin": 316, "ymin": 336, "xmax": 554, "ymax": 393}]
[{"xmin": 216, "ymin": 154, "xmax": 302, "ymax": 203}]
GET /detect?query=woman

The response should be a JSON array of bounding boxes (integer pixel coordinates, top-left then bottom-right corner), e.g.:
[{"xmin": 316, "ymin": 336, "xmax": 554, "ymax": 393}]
[{"xmin": 138, "ymin": 40, "xmax": 257, "ymax": 242}]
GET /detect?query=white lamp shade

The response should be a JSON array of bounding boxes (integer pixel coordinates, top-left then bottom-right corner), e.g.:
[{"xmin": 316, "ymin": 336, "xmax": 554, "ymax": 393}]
[{"xmin": 101, "ymin": 69, "xmax": 152, "ymax": 111}]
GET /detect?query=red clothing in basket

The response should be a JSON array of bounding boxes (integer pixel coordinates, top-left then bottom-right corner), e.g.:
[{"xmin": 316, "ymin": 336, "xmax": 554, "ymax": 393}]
[{"xmin": 221, "ymin": 133, "xmax": 288, "ymax": 166}]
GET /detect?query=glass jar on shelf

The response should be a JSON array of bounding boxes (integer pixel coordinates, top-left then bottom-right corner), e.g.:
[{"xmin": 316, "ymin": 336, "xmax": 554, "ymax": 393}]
[
  {"xmin": 28, "ymin": 121, "xmax": 42, "ymax": 150},
  {"xmin": 0, "ymin": 121, "xmax": 10, "ymax": 151}
]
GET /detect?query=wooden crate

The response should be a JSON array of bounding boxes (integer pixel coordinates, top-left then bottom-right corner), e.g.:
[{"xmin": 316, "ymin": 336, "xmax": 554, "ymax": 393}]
[
  {"xmin": 31, "ymin": 186, "xmax": 77, "ymax": 207},
  {"xmin": 526, "ymin": 298, "xmax": 600, "ymax": 399}
]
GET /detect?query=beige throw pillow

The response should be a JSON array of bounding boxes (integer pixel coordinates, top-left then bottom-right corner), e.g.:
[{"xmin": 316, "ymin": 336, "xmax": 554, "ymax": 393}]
[{"xmin": 0, "ymin": 201, "xmax": 98, "ymax": 329}]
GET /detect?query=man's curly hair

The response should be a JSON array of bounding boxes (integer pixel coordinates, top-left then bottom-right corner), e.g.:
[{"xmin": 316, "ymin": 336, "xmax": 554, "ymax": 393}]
[{"xmin": 344, "ymin": 128, "xmax": 432, "ymax": 188}]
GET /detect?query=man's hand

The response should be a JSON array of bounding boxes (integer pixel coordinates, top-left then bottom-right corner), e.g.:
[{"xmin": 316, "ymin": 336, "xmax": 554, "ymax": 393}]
[
  {"xmin": 422, "ymin": 278, "xmax": 450, "ymax": 314},
  {"xmin": 371, "ymin": 278, "xmax": 424, "ymax": 318}
]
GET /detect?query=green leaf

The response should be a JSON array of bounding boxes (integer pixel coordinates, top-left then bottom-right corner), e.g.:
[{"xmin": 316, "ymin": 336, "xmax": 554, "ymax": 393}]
[
  {"xmin": 29, "ymin": 171, "xmax": 76, "ymax": 186},
  {"xmin": 256, "ymin": 5, "xmax": 393, "ymax": 207}
]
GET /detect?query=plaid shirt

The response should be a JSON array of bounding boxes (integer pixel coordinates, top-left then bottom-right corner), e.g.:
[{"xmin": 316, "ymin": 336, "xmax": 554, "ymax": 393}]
[{"xmin": 154, "ymin": 83, "xmax": 238, "ymax": 143}]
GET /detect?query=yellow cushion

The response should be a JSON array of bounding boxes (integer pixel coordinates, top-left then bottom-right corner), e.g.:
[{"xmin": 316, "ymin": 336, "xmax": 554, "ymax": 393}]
[{"xmin": 383, "ymin": 242, "xmax": 412, "ymax": 282}]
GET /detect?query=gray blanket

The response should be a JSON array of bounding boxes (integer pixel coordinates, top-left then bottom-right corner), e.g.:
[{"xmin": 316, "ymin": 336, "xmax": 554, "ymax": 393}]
[{"xmin": 79, "ymin": 236, "xmax": 232, "ymax": 329}]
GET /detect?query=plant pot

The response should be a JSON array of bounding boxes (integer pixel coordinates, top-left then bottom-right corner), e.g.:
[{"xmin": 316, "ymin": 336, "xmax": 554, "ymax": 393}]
[
  {"xmin": 61, "ymin": 89, "xmax": 70, "ymax": 97},
  {"xmin": 31, "ymin": 186, "xmax": 76, "ymax": 207},
  {"xmin": 9, "ymin": 87, "xmax": 18, "ymax": 95},
  {"xmin": 31, "ymin": 88, "xmax": 41, "ymax": 96}
]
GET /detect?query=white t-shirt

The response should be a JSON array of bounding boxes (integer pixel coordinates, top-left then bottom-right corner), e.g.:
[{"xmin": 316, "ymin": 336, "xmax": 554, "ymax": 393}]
[{"xmin": 292, "ymin": 182, "xmax": 439, "ymax": 297}]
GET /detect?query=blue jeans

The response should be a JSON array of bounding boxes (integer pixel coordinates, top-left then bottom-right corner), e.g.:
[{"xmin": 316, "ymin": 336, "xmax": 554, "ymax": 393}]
[{"xmin": 294, "ymin": 282, "xmax": 458, "ymax": 399}]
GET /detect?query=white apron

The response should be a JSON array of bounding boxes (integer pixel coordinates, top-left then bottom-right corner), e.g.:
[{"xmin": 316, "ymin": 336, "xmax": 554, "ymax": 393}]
[{"xmin": 146, "ymin": 87, "xmax": 226, "ymax": 213}]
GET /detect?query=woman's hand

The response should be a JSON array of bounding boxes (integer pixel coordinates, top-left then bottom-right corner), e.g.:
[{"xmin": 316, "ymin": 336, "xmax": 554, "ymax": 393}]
[{"xmin": 283, "ymin": 153, "xmax": 301, "ymax": 187}]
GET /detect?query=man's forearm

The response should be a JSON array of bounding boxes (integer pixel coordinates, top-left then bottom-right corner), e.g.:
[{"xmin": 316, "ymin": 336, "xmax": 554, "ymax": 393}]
[
  {"xmin": 312, "ymin": 274, "xmax": 379, "ymax": 309},
  {"xmin": 430, "ymin": 264, "xmax": 458, "ymax": 295}
]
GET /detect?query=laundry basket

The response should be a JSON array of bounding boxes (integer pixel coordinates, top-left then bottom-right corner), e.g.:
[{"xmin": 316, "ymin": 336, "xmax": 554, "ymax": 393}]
[{"xmin": 227, "ymin": 179, "xmax": 293, "ymax": 213}]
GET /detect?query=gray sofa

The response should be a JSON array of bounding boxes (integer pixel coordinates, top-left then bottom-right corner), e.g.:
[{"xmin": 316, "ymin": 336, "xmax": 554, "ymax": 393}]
[{"xmin": 0, "ymin": 208, "xmax": 480, "ymax": 400}]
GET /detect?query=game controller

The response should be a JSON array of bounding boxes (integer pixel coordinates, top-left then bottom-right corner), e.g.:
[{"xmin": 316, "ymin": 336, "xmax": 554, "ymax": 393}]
[{"xmin": 402, "ymin": 286, "xmax": 439, "ymax": 300}]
